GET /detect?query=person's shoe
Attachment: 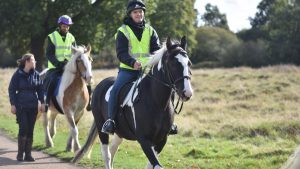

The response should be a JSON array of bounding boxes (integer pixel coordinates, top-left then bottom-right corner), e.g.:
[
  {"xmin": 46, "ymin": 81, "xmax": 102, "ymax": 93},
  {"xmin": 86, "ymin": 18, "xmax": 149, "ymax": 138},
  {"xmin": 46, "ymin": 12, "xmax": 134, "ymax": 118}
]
[
  {"xmin": 24, "ymin": 155, "xmax": 35, "ymax": 162},
  {"xmin": 24, "ymin": 138, "xmax": 35, "ymax": 162},
  {"xmin": 169, "ymin": 123, "xmax": 178, "ymax": 135},
  {"xmin": 16, "ymin": 136, "xmax": 26, "ymax": 161},
  {"xmin": 101, "ymin": 119, "xmax": 115, "ymax": 135},
  {"xmin": 16, "ymin": 153, "xmax": 24, "ymax": 161}
]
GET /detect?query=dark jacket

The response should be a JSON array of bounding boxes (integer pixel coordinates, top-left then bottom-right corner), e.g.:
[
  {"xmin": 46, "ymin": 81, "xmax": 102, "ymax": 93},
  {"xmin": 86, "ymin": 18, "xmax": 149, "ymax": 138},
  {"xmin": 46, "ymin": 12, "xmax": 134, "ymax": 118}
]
[
  {"xmin": 46, "ymin": 29, "xmax": 76, "ymax": 69},
  {"xmin": 8, "ymin": 68, "xmax": 44, "ymax": 109},
  {"xmin": 116, "ymin": 17, "xmax": 161, "ymax": 68}
]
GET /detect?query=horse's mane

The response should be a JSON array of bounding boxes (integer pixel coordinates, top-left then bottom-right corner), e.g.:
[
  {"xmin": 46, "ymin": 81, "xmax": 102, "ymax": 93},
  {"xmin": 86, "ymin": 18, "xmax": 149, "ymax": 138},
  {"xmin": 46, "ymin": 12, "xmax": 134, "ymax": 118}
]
[
  {"xmin": 146, "ymin": 39, "xmax": 182, "ymax": 67},
  {"xmin": 57, "ymin": 45, "xmax": 86, "ymax": 109},
  {"xmin": 64, "ymin": 46, "xmax": 85, "ymax": 73},
  {"xmin": 145, "ymin": 44, "xmax": 167, "ymax": 67}
]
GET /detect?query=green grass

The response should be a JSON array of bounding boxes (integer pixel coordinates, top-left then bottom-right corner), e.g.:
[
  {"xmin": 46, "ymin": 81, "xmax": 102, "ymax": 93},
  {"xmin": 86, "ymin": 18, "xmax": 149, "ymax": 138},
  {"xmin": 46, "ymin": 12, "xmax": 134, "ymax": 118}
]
[{"xmin": 2, "ymin": 66, "xmax": 300, "ymax": 168}]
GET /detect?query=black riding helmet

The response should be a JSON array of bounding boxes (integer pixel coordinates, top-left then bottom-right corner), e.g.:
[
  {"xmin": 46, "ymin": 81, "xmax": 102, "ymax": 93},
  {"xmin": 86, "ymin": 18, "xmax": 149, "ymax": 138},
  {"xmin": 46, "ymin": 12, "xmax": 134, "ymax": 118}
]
[{"xmin": 127, "ymin": 0, "xmax": 146, "ymax": 15}]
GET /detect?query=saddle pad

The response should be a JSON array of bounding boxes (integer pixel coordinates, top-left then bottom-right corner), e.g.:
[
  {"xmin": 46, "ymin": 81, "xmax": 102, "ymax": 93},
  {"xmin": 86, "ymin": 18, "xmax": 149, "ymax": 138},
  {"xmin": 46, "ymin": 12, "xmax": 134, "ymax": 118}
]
[
  {"xmin": 105, "ymin": 78, "xmax": 142, "ymax": 107},
  {"xmin": 54, "ymin": 77, "xmax": 62, "ymax": 96}
]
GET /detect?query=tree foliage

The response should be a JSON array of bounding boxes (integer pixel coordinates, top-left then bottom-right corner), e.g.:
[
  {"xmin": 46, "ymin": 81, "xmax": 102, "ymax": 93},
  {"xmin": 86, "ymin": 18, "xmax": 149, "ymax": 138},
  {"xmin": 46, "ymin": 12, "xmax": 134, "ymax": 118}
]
[
  {"xmin": 191, "ymin": 26, "xmax": 240, "ymax": 67},
  {"xmin": 148, "ymin": 0, "xmax": 197, "ymax": 51},
  {"xmin": 201, "ymin": 3, "xmax": 229, "ymax": 30},
  {"xmin": 0, "ymin": 0, "xmax": 198, "ymax": 69}
]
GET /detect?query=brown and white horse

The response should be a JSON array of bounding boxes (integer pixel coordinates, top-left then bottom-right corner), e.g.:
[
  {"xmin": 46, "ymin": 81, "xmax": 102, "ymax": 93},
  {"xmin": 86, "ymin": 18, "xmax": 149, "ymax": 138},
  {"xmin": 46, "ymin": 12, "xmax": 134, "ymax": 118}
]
[{"xmin": 42, "ymin": 45, "xmax": 93, "ymax": 152}]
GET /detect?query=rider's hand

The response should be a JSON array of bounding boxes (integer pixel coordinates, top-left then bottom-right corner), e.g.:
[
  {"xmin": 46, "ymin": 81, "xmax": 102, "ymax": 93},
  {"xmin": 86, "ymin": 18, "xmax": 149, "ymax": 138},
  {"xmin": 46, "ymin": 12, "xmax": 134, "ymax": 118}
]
[{"xmin": 133, "ymin": 61, "xmax": 142, "ymax": 70}]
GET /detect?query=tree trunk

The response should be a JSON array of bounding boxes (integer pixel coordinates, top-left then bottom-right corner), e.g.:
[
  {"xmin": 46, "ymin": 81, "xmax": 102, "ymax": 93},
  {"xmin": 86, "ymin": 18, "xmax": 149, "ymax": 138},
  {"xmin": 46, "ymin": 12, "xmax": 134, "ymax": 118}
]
[{"xmin": 30, "ymin": 34, "xmax": 47, "ymax": 71}]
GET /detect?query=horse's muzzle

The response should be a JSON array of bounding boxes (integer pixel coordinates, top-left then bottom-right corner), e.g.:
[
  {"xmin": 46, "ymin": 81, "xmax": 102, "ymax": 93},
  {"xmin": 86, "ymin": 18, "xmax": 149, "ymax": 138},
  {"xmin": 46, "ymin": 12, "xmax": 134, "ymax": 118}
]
[
  {"xmin": 181, "ymin": 90, "xmax": 193, "ymax": 102},
  {"xmin": 85, "ymin": 76, "xmax": 92, "ymax": 84}
]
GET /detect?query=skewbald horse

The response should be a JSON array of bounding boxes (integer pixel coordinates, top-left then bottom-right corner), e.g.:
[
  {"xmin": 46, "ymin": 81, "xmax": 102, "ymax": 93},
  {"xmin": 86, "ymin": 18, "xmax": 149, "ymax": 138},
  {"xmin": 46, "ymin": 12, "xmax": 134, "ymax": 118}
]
[
  {"xmin": 42, "ymin": 45, "xmax": 93, "ymax": 152},
  {"xmin": 72, "ymin": 37, "xmax": 193, "ymax": 169}
]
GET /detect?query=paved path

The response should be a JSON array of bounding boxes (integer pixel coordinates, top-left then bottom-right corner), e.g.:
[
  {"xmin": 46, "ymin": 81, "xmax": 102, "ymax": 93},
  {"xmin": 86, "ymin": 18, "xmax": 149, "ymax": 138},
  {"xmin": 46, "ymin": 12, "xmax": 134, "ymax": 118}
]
[{"xmin": 0, "ymin": 131, "xmax": 85, "ymax": 169}]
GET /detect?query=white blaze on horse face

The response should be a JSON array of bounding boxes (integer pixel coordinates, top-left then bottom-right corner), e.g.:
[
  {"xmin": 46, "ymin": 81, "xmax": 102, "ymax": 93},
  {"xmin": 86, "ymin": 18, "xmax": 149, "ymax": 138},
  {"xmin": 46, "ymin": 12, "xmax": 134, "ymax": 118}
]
[
  {"xmin": 175, "ymin": 54, "xmax": 193, "ymax": 98},
  {"xmin": 81, "ymin": 54, "xmax": 93, "ymax": 83}
]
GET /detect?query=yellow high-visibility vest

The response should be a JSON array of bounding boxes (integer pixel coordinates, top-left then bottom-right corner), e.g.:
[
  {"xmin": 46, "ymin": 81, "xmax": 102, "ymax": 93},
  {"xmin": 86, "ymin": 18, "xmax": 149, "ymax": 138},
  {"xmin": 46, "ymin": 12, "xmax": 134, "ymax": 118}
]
[
  {"xmin": 48, "ymin": 31, "xmax": 75, "ymax": 69},
  {"xmin": 116, "ymin": 24, "xmax": 153, "ymax": 70}
]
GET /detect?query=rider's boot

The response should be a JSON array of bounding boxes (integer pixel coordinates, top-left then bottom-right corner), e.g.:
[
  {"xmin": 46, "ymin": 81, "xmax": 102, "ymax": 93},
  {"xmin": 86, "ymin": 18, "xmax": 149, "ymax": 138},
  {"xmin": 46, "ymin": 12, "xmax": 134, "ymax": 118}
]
[{"xmin": 169, "ymin": 123, "xmax": 178, "ymax": 135}]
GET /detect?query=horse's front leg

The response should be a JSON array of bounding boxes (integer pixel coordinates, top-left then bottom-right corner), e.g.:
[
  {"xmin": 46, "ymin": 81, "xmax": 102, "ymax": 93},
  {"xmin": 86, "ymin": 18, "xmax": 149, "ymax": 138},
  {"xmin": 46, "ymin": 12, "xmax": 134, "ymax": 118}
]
[
  {"xmin": 49, "ymin": 112, "xmax": 58, "ymax": 138},
  {"xmin": 110, "ymin": 134, "xmax": 123, "ymax": 168},
  {"xmin": 65, "ymin": 112, "xmax": 81, "ymax": 152},
  {"xmin": 98, "ymin": 132, "xmax": 112, "ymax": 169},
  {"xmin": 146, "ymin": 137, "xmax": 167, "ymax": 169},
  {"xmin": 42, "ymin": 111, "xmax": 54, "ymax": 147},
  {"xmin": 138, "ymin": 137, "xmax": 164, "ymax": 169}
]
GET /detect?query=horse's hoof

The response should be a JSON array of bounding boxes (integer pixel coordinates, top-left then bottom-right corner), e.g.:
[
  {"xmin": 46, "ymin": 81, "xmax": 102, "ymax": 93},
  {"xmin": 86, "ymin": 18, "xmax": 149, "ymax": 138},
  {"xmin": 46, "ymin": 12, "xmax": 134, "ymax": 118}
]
[
  {"xmin": 74, "ymin": 145, "xmax": 81, "ymax": 153},
  {"xmin": 46, "ymin": 142, "xmax": 54, "ymax": 148},
  {"xmin": 154, "ymin": 165, "xmax": 163, "ymax": 169},
  {"xmin": 65, "ymin": 147, "xmax": 72, "ymax": 152}
]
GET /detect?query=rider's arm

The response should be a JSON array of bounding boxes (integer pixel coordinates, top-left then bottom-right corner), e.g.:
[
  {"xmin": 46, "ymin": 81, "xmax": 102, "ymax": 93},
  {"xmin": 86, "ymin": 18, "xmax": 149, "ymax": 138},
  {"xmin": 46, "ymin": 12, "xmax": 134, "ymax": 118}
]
[
  {"xmin": 150, "ymin": 29, "xmax": 161, "ymax": 54},
  {"xmin": 116, "ymin": 31, "xmax": 137, "ymax": 68}
]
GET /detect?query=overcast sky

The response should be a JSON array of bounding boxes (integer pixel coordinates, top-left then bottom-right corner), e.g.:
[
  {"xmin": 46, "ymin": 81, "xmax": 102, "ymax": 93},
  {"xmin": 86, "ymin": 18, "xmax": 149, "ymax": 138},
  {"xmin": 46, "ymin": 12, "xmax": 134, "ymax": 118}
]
[{"xmin": 194, "ymin": 0, "xmax": 262, "ymax": 32}]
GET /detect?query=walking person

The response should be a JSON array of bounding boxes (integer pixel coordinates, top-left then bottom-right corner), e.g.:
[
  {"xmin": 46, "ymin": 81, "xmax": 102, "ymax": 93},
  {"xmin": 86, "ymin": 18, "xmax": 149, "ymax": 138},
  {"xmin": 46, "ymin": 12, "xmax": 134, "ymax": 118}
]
[
  {"xmin": 43, "ymin": 15, "xmax": 92, "ymax": 112},
  {"xmin": 8, "ymin": 53, "xmax": 45, "ymax": 161},
  {"xmin": 101, "ymin": 0, "xmax": 178, "ymax": 135}
]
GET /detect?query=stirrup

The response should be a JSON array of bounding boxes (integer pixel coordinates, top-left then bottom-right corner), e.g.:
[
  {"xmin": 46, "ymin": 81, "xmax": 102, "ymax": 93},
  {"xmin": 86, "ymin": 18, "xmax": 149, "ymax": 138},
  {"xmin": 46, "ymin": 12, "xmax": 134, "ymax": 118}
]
[
  {"xmin": 101, "ymin": 119, "xmax": 115, "ymax": 135},
  {"xmin": 169, "ymin": 124, "xmax": 178, "ymax": 135}
]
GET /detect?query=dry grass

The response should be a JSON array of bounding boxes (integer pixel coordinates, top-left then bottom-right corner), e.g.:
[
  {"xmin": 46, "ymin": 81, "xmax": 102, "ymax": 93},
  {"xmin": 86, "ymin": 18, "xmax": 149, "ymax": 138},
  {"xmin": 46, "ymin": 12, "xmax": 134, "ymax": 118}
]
[{"xmin": 2, "ymin": 66, "xmax": 300, "ymax": 138}]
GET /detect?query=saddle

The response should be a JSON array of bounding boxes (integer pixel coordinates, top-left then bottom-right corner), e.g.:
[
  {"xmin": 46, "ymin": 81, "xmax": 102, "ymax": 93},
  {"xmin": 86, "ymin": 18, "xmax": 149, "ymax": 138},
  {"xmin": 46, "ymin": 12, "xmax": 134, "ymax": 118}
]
[
  {"xmin": 45, "ymin": 76, "xmax": 64, "ymax": 114},
  {"xmin": 106, "ymin": 80, "xmax": 141, "ymax": 110}
]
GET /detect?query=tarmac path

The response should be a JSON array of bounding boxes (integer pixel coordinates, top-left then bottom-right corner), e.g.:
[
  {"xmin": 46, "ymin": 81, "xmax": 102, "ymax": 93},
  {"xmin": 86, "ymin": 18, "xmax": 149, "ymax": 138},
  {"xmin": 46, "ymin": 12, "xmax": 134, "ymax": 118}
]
[{"xmin": 0, "ymin": 130, "xmax": 86, "ymax": 169}]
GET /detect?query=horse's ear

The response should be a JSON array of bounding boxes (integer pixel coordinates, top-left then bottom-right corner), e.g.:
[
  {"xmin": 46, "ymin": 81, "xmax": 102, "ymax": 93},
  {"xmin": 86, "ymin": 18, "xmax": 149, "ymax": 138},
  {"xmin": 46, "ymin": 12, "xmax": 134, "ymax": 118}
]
[
  {"xmin": 180, "ymin": 36, "xmax": 187, "ymax": 50},
  {"xmin": 72, "ymin": 46, "xmax": 78, "ymax": 54},
  {"xmin": 86, "ymin": 44, "xmax": 92, "ymax": 54},
  {"xmin": 166, "ymin": 37, "xmax": 172, "ymax": 50}
]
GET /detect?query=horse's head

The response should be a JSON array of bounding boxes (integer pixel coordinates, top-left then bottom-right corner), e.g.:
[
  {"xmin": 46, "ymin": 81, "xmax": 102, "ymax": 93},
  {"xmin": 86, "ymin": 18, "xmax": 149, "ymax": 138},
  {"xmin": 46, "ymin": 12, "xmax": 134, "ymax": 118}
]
[
  {"xmin": 71, "ymin": 45, "xmax": 93, "ymax": 83},
  {"xmin": 160, "ymin": 36, "xmax": 193, "ymax": 101}
]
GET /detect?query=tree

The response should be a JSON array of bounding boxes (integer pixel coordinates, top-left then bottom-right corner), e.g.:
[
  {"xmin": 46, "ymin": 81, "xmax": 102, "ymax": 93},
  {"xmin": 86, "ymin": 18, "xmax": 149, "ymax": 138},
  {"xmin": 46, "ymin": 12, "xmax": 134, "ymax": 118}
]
[
  {"xmin": 148, "ymin": 0, "xmax": 197, "ymax": 52},
  {"xmin": 267, "ymin": 0, "xmax": 300, "ymax": 64},
  {"xmin": 191, "ymin": 26, "xmax": 240, "ymax": 67},
  {"xmin": 250, "ymin": 0, "xmax": 276, "ymax": 28},
  {"xmin": 201, "ymin": 3, "xmax": 229, "ymax": 30},
  {"xmin": 0, "ymin": 0, "xmax": 108, "ymax": 70}
]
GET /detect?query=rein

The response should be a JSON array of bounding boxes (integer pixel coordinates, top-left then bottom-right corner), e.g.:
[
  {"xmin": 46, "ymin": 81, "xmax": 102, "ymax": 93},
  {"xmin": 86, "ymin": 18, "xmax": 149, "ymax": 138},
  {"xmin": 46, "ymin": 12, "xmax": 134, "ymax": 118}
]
[{"xmin": 145, "ymin": 49, "xmax": 191, "ymax": 114}]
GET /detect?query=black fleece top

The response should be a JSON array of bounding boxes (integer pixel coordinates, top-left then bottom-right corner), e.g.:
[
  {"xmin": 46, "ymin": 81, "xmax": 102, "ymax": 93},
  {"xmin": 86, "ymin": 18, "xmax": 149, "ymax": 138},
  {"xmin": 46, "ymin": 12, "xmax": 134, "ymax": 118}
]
[
  {"xmin": 46, "ymin": 29, "xmax": 76, "ymax": 69},
  {"xmin": 8, "ymin": 68, "xmax": 44, "ymax": 108},
  {"xmin": 115, "ymin": 17, "xmax": 161, "ymax": 68}
]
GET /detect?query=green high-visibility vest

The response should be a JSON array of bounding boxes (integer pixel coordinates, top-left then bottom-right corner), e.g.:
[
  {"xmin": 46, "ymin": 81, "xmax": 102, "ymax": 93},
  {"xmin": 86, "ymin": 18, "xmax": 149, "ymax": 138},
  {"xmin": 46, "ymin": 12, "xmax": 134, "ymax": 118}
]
[
  {"xmin": 48, "ymin": 31, "xmax": 75, "ymax": 69},
  {"xmin": 116, "ymin": 24, "xmax": 153, "ymax": 70}
]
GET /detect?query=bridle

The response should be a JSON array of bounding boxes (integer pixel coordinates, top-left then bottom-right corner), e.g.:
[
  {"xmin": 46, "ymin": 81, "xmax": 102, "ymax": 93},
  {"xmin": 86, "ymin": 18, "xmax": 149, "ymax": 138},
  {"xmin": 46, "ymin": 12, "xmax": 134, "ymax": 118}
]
[
  {"xmin": 145, "ymin": 45, "xmax": 192, "ymax": 114},
  {"xmin": 75, "ymin": 53, "xmax": 92, "ymax": 80}
]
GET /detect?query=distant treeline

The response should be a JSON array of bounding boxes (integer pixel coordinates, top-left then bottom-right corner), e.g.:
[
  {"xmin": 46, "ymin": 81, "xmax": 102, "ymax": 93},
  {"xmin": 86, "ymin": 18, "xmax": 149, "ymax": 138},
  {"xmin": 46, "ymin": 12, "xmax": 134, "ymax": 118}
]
[{"xmin": 0, "ymin": 0, "xmax": 299, "ymax": 69}]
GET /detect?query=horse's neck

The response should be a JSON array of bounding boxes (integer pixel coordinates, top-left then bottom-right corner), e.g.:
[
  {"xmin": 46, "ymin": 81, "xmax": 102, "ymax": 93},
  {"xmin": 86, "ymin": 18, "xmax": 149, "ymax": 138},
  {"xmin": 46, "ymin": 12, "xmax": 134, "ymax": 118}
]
[
  {"xmin": 60, "ymin": 70, "xmax": 84, "ymax": 93},
  {"xmin": 147, "ymin": 66, "xmax": 173, "ymax": 107}
]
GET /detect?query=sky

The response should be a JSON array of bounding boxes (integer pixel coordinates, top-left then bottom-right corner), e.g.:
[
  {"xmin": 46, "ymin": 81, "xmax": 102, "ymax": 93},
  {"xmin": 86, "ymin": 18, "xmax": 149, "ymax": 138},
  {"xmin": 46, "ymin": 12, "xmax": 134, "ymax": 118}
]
[{"xmin": 194, "ymin": 0, "xmax": 262, "ymax": 32}]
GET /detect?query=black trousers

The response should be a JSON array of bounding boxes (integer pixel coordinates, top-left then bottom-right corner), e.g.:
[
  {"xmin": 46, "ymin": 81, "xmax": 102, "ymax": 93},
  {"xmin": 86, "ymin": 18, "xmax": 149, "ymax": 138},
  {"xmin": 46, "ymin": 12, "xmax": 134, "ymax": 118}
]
[{"xmin": 16, "ymin": 107, "xmax": 38, "ymax": 139}]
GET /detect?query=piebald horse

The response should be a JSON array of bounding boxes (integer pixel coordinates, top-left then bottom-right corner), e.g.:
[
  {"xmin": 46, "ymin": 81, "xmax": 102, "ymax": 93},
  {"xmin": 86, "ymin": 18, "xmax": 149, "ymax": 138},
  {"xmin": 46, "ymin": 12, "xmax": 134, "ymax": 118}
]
[
  {"xmin": 72, "ymin": 37, "xmax": 193, "ymax": 169},
  {"xmin": 42, "ymin": 45, "xmax": 93, "ymax": 152}
]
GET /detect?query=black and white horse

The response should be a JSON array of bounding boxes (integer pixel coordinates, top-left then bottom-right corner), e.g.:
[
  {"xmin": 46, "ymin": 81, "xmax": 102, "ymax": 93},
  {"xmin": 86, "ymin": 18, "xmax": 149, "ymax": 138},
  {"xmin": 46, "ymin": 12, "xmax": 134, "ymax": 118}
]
[{"xmin": 72, "ymin": 37, "xmax": 193, "ymax": 169}]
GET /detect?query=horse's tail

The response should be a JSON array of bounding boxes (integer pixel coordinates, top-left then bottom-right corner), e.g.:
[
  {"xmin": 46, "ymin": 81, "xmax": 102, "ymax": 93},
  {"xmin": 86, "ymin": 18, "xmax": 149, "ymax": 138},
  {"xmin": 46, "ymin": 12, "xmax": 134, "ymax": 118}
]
[{"xmin": 72, "ymin": 120, "xmax": 97, "ymax": 163}]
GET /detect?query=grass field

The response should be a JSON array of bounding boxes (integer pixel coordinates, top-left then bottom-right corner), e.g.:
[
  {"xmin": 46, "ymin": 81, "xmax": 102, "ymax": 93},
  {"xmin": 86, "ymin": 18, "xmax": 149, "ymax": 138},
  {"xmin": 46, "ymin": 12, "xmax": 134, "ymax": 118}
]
[{"xmin": 1, "ymin": 66, "xmax": 300, "ymax": 169}]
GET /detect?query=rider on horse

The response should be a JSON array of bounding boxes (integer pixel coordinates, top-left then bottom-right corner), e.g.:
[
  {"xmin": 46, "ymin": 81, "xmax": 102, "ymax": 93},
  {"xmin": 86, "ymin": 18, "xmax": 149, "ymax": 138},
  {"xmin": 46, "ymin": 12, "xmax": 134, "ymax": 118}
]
[
  {"xmin": 101, "ymin": 0, "xmax": 178, "ymax": 135},
  {"xmin": 43, "ymin": 15, "xmax": 92, "ymax": 112}
]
